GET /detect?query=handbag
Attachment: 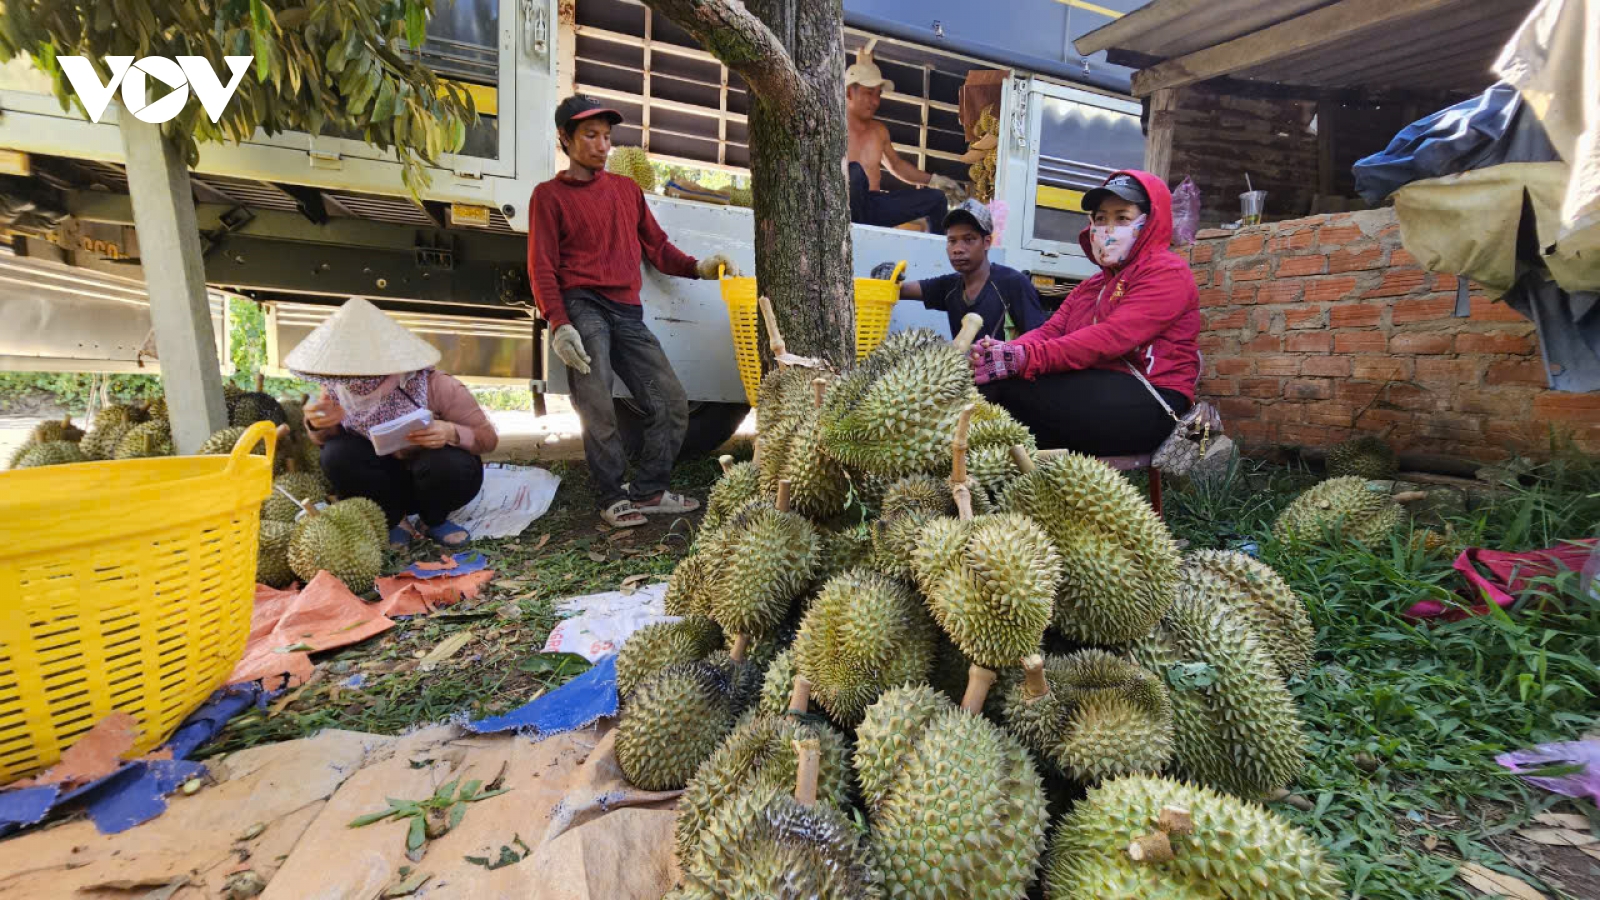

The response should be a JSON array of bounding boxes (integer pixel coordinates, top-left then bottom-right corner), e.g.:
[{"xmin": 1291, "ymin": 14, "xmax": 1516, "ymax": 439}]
[{"xmin": 1125, "ymin": 362, "xmax": 1228, "ymax": 477}]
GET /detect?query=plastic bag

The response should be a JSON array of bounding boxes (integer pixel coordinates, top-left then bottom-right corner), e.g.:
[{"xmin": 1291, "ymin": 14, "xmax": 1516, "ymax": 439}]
[
  {"xmin": 1496, "ymin": 739, "xmax": 1600, "ymax": 804},
  {"xmin": 1170, "ymin": 176, "xmax": 1201, "ymax": 246}
]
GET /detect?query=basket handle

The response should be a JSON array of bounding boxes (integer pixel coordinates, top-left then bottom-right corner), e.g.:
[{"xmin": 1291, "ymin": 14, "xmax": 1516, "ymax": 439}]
[
  {"xmin": 889, "ymin": 260, "xmax": 906, "ymax": 283},
  {"xmin": 225, "ymin": 420, "xmax": 280, "ymax": 475}
]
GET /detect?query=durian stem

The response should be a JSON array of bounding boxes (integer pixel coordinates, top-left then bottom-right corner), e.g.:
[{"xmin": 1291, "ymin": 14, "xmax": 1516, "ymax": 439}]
[
  {"xmin": 730, "ymin": 633, "xmax": 750, "ymax": 663},
  {"xmin": 788, "ymin": 675, "xmax": 812, "ymax": 715},
  {"xmin": 811, "ymin": 377, "xmax": 827, "ymax": 409},
  {"xmin": 1010, "ymin": 444, "xmax": 1037, "ymax": 475},
  {"xmin": 950, "ymin": 403, "xmax": 974, "ymax": 488},
  {"xmin": 960, "ymin": 664, "xmax": 998, "ymax": 714},
  {"xmin": 294, "ymin": 497, "xmax": 320, "ymax": 519},
  {"xmin": 751, "ymin": 437, "xmax": 763, "ymax": 469},
  {"xmin": 953, "ymin": 312, "xmax": 984, "ymax": 355},
  {"xmin": 951, "ymin": 483, "xmax": 974, "ymax": 522},
  {"xmin": 792, "ymin": 738, "xmax": 821, "ymax": 807},
  {"xmin": 1158, "ymin": 805, "xmax": 1194, "ymax": 837},
  {"xmin": 775, "ymin": 479, "xmax": 792, "ymax": 513},
  {"xmin": 1392, "ymin": 491, "xmax": 1427, "ymax": 504},
  {"xmin": 1127, "ymin": 831, "xmax": 1174, "ymax": 864},
  {"xmin": 1021, "ymin": 654, "xmax": 1050, "ymax": 702},
  {"xmin": 757, "ymin": 295, "xmax": 788, "ymax": 359},
  {"xmin": 255, "ymin": 372, "xmax": 265, "ymax": 392},
  {"xmin": 718, "ymin": 454, "xmax": 736, "ymax": 475}
]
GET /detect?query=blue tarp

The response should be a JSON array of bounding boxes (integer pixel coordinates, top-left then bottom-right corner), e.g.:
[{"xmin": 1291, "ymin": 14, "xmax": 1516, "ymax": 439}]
[{"xmin": 466, "ymin": 655, "xmax": 618, "ymax": 739}]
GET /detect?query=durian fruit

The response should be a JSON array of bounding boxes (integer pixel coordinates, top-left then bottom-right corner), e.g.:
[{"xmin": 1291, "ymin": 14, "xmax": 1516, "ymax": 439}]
[
  {"xmin": 277, "ymin": 393, "xmax": 308, "ymax": 435},
  {"xmin": 1044, "ymin": 775, "xmax": 1343, "ymax": 900},
  {"xmin": 257, "ymin": 520, "xmax": 297, "ymax": 588},
  {"xmin": 617, "ymin": 616, "xmax": 723, "ymax": 697},
  {"xmin": 1000, "ymin": 453, "xmax": 1181, "ymax": 646},
  {"xmin": 230, "ymin": 391, "xmax": 287, "ymax": 427},
  {"xmin": 80, "ymin": 405, "xmax": 143, "ymax": 460},
  {"xmin": 1001, "ymin": 652, "xmax": 1174, "ymax": 784},
  {"xmin": 868, "ymin": 473, "xmax": 989, "ymax": 579},
  {"xmin": 851, "ymin": 684, "xmax": 951, "ymax": 811},
  {"xmin": 936, "ymin": 401, "xmax": 1035, "ymax": 498},
  {"xmin": 142, "ymin": 394, "xmax": 169, "ymax": 422},
  {"xmin": 911, "ymin": 513, "xmax": 1061, "ymax": 670},
  {"xmin": 704, "ymin": 457, "xmax": 763, "ymax": 531},
  {"xmin": 816, "ymin": 521, "xmax": 873, "ymax": 582},
  {"xmin": 1178, "ymin": 551, "xmax": 1314, "ymax": 681},
  {"xmin": 1133, "ymin": 588, "xmax": 1306, "ymax": 798},
  {"xmin": 327, "ymin": 496, "xmax": 387, "ymax": 546},
  {"xmin": 113, "ymin": 420, "xmax": 174, "ymax": 459},
  {"xmin": 756, "ymin": 647, "xmax": 801, "ymax": 717},
  {"xmin": 729, "ymin": 185, "xmax": 753, "ymax": 209},
  {"xmin": 198, "ymin": 425, "xmax": 250, "ymax": 456},
  {"xmin": 1272, "ymin": 476, "xmax": 1405, "ymax": 545},
  {"xmin": 606, "ymin": 145, "xmax": 656, "ymax": 192},
  {"xmin": 287, "ymin": 500, "xmax": 383, "ymax": 593},
  {"xmin": 616, "ymin": 661, "xmax": 739, "ymax": 791},
  {"xmin": 28, "ymin": 415, "xmax": 85, "ymax": 445},
  {"xmin": 784, "ymin": 404, "xmax": 853, "ymax": 519},
  {"xmin": 794, "ymin": 569, "xmax": 936, "ymax": 726},
  {"xmin": 707, "ymin": 645, "xmax": 774, "ymax": 716},
  {"xmin": 704, "ymin": 496, "xmax": 820, "ymax": 641},
  {"xmin": 664, "ymin": 549, "xmax": 716, "ymax": 618},
  {"xmin": 868, "ymin": 510, "xmax": 933, "ymax": 581},
  {"xmin": 13, "ymin": 440, "xmax": 89, "ymax": 469},
  {"xmin": 1326, "ymin": 434, "xmax": 1398, "ymax": 480},
  {"xmin": 263, "ymin": 471, "xmax": 330, "ymax": 523},
  {"xmin": 756, "ymin": 367, "xmax": 821, "ymax": 494}
]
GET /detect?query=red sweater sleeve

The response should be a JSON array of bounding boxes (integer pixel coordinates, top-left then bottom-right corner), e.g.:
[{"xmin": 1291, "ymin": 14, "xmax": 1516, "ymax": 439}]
[
  {"xmin": 528, "ymin": 185, "xmax": 570, "ymax": 330},
  {"xmin": 636, "ymin": 187, "xmax": 699, "ymax": 278},
  {"xmin": 1021, "ymin": 260, "xmax": 1197, "ymax": 380}
]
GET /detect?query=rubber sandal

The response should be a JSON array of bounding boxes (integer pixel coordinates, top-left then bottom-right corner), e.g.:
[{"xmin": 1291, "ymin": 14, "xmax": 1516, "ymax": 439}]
[
  {"xmin": 601, "ymin": 499, "xmax": 647, "ymax": 529},
  {"xmin": 635, "ymin": 490, "xmax": 700, "ymax": 515},
  {"xmin": 389, "ymin": 525, "xmax": 413, "ymax": 549},
  {"xmin": 425, "ymin": 520, "xmax": 471, "ymax": 547}
]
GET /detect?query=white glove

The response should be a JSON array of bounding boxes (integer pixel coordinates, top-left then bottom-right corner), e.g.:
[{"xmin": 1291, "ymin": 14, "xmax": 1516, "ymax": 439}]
[
  {"xmin": 697, "ymin": 253, "xmax": 742, "ymax": 279},
  {"xmin": 552, "ymin": 324, "xmax": 591, "ymax": 376},
  {"xmin": 929, "ymin": 174, "xmax": 961, "ymax": 194}
]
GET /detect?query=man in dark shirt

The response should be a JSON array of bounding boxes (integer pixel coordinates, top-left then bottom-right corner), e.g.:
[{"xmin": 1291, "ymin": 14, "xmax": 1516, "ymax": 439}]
[
  {"xmin": 898, "ymin": 200, "xmax": 1048, "ymax": 342},
  {"xmin": 528, "ymin": 95, "xmax": 740, "ymax": 528}
]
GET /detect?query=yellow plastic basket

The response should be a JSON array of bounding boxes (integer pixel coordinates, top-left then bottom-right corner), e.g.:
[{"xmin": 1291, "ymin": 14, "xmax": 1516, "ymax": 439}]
[
  {"xmin": 854, "ymin": 260, "xmax": 906, "ymax": 359},
  {"xmin": 0, "ymin": 420, "xmax": 277, "ymax": 783}
]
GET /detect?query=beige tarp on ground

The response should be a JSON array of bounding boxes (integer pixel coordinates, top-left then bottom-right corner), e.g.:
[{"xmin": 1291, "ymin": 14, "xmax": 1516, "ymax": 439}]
[{"xmin": 0, "ymin": 723, "xmax": 680, "ymax": 900}]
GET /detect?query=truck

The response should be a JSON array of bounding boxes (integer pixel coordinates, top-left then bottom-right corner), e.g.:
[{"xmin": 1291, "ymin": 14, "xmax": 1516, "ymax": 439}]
[{"xmin": 0, "ymin": 0, "xmax": 1147, "ymax": 457}]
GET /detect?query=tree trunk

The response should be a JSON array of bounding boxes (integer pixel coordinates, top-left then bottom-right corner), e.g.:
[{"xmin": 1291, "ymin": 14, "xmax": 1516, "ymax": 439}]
[{"xmin": 639, "ymin": 0, "xmax": 855, "ymax": 369}]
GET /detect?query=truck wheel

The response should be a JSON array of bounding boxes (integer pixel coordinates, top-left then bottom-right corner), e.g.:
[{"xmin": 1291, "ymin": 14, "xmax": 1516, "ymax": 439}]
[{"xmin": 613, "ymin": 399, "xmax": 751, "ymax": 461}]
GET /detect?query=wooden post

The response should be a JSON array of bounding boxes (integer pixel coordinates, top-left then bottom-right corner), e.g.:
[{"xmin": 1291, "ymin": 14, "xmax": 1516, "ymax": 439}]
[
  {"xmin": 1145, "ymin": 88, "xmax": 1178, "ymax": 183},
  {"xmin": 1316, "ymin": 96, "xmax": 1335, "ymax": 199},
  {"xmin": 119, "ymin": 111, "xmax": 228, "ymax": 453}
]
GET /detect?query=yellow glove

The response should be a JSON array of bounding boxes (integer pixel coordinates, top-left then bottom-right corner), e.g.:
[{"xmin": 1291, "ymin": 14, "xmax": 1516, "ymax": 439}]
[{"xmin": 697, "ymin": 253, "xmax": 742, "ymax": 279}]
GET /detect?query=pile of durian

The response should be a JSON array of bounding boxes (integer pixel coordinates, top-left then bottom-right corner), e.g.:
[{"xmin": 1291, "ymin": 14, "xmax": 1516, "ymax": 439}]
[
  {"xmin": 1272, "ymin": 434, "xmax": 1434, "ymax": 549},
  {"xmin": 617, "ymin": 312, "xmax": 1342, "ymax": 899}
]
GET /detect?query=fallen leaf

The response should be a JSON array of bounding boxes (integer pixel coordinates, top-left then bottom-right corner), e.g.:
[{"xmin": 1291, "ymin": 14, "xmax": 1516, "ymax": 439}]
[
  {"xmin": 10, "ymin": 712, "xmax": 139, "ymax": 789},
  {"xmin": 1456, "ymin": 862, "xmax": 1545, "ymax": 900},
  {"xmin": 238, "ymin": 822, "xmax": 267, "ymax": 841},
  {"xmin": 137, "ymin": 877, "xmax": 188, "ymax": 900},
  {"xmin": 1532, "ymin": 812, "xmax": 1591, "ymax": 830},
  {"xmin": 1518, "ymin": 828, "xmax": 1597, "ymax": 847},
  {"xmin": 415, "ymin": 556, "xmax": 461, "ymax": 571},
  {"xmin": 1582, "ymin": 847, "xmax": 1600, "ymax": 863},
  {"xmin": 1423, "ymin": 835, "xmax": 1439, "ymax": 851},
  {"xmin": 532, "ymin": 533, "xmax": 551, "ymax": 551},
  {"xmin": 418, "ymin": 631, "xmax": 476, "ymax": 672},
  {"xmin": 383, "ymin": 870, "xmax": 432, "ymax": 897},
  {"xmin": 620, "ymin": 574, "xmax": 650, "ymax": 588}
]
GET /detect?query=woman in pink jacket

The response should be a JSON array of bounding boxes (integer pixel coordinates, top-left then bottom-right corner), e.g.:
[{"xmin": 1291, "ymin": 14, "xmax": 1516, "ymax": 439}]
[
  {"xmin": 971, "ymin": 170, "xmax": 1201, "ymax": 456},
  {"xmin": 287, "ymin": 298, "xmax": 499, "ymax": 549}
]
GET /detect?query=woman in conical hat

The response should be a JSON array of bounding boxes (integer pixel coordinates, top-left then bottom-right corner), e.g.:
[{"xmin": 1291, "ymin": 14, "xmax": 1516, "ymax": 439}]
[{"xmin": 286, "ymin": 298, "xmax": 498, "ymax": 548}]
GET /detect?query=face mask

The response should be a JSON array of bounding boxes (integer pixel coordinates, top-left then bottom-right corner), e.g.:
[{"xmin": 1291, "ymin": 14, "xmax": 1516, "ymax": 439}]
[
  {"xmin": 1090, "ymin": 214, "xmax": 1147, "ymax": 266},
  {"xmin": 333, "ymin": 374, "xmax": 403, "ymax": 412}
]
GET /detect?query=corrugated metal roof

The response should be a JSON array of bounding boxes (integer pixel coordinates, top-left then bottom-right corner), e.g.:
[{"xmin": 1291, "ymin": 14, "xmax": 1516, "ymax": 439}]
[{"xmin": 1076, "ymin": 0, "xmax": 1334, "ymax": 58}]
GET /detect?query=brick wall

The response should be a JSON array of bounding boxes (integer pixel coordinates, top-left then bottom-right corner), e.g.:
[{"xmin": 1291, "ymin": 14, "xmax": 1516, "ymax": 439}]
[{"xmin": 1182, "ymin": 207, "xmax": 1600, "ymax": 463}]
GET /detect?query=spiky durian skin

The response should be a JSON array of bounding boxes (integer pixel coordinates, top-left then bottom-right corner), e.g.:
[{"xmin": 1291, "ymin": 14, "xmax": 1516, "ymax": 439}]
[
  {"xmin": 81, "ymin": 415, "xmax": 137, "ymax": 460},
  {"xmin": 868, "ymin": 706, "xmax": 1049, "ymax": 900},
  {"xmin": 13, "ymin": 440, "xmax": 89, "ymax": 469},
  {"xmin": 820, "ymin": 334, "xmax": 979, "ymax": 478},
  {"xmin": 606, "ymin": 146, "xmax": 656, "ymax": 191},
  {"xmin": 786, "ymin": 406, "xmax": 852, "ymax": 519},
  {"xmin": 682, "ymin": 782, "xmax": 882, "ymax": 900},
  {"xmin": 1053, "ymin": 651, "xmax": 1174, "ymax": 784},
  {"xmin": 1133, "ymin": 591, "xmax": 1306, "ymax": 798},
  {"xmin": 326, "ymin": 497, "xmax": 387, "ymax": 545},
  {"xmin": 113, "ymin": 420, "xmax": 174, "ymax": 459},
  {"xmin": 263, "ymin": 471, "xmax": 329, "ymax": 523},
  {"xmin": 1179, "ymin": 551, "xmax": 1314, "ymax": 680},
  {"xmin": 1272, "ymin": 476, "xmax": 1404, "ymax": 545},
  {"xmin": 817, "ymin": 522, "xmax": 874, "ymax": 583},
  {"xmin": 706, "ymin": 500, "xmax": 820, "ymax": 638},
  {"xmin": 674, "ymin": 712, "xmax": 853, "ymax": 863},
  {"xmin": 795, "ymin": 569, "xmax": 936, "ymax": 726},
  {"xmin": 1044, "ymin": 775, "xmax": 1343, "ymax": 900},
  {"xmin": 257, "ymin": 520, "xmax": 297, "ymax": 588},
  {"xmin": 1000, "ymin": 454, "xmax": 1180, "ymax": 646},
  {"xmin": 853, "ymin": 685, "xmax": 951, "ymax": 811},
  {"xmin": 999, "ymin": 656, "xmax": 1075, "ymax": 762},
  {"xmin": 617, "ymin": 616, "xmax": 724, "ymax": 697},
  {"xmin": 28, "ymin": 417, "xmax": 84, "ymax": 445},
  {"xmin": 757, "ymin": 647, "xmax": 800, "ymax": 717},
  {"xmin": 870, "ymin": 510, "xmax": 934, "ymax": 581},
  {"xmin": 1326, "ymin": 434, "xmax": 1398, "ymax": 480},
  {"xmin": 911, "ymin": 514, "xmax": 1061, "ymax": 670},
  {"xmin": 616, "ymin": 662, "xmax": 737, "ymax": 791},
  {"xmin": 287, "ymin": 510, "xmax": 382, "ymax": 593},
  {"xmin": 664, "ymin": 550, "xmax": 717, "ymax": 618},
  {"xmin": 229, "ymin": 392, "xmax": 287, "ymax": 427},
  {"xmin": 198, "ymin": 426, "xmax": 249, "ymax": 455},
  {"xmin": 935, "ymin": 400, "xmax": 1035, "ymax": 496},
  {"xmin": 704, "ymin": 460, "xmax": 763, "ymax": 531}
]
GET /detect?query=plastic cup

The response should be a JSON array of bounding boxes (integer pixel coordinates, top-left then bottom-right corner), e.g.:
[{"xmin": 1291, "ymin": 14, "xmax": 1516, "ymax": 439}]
[{"xmin": 1240, "ymin": 190, "xmax": 1267, "ymax": 227}]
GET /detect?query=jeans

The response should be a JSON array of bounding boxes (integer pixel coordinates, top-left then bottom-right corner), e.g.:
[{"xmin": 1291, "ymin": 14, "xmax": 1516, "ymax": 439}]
[
  {"xmin": 980, "ymin": 368, "xmax": 1192, "ymax": 457},
  {"xmin": 319, "ymin": 432, "xmax": 484, "ymax": 528},
  {"xmin": 563, "ymin": 289, "xmax": 689, "ymax": 508},
  {"xmin": 848, "ymin": 162, "xmax": 947, "ymax": 234}
]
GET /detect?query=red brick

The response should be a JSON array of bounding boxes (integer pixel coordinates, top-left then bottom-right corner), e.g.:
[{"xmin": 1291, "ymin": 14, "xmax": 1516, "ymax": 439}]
[
  {"xmin": 1245, "ymin": 334, "xmax": 1283, "ymax": 353},
  {"xmin": 1306, "ymin": 401, "xmax": 1357, "ymax": 427},
  {"xmin": 1385, "ymin": 384, "xmax": 1437, "ymax": 411},
  {"xmin": 1363, "ymin": 408, "xmax": 1416, "ymax": 429},
  {"xmin": 1284, "ymin": 379, "xmax": 1332, "ymax": 400},
  {"xmin": 1277, "ymin": 255, "xmax": 1328, "ymax": 277},
  {"xmin": 1328, "ymin": 247, "xmax": 1385, "ymax": 273},
  {"xmin": 1198, "ymin": 378, "xmax": 1238, "ymax": 397},
  {"xmin": 1302, "ymin": 356, "xmax": 1352, "ymax": 377},
  {"xmin": 1455, "ymin": 332, "xmax": 1535, "ymax": 355},
  {"xmin": 1191, "ymin": 243, "xmax": 1215, "ymax": 263},
  {"xmin": 1219, "ymin": 397, "xmax": 1261, "ymax": 420},
  {"xmin": 1206, "ymin": 309, "xmax": 1250, "ymax": 330},
  {"xmin": 1284, "ymin": 308, "xmax": 1325, "ymax": 329},
  {"xmin": 1484, "ymin": 360, "xmax": 1546, "ymax": 386},
  {"xmin": 1194, "ymin": 270, "xmax": 1213, "ymax": 287},
  {"xmin": 1329, "ymin": 303, "xmax": 1383, "ymax": 328},
  {"xmin": 1533, "ymin": 393, "xmax": 1600, "ymax": 422},
  {"xmin": 1261, "ymin": 402, "xmax": 1304, "ymax": 425},
  {"xmin": 1430, "ymin": 273, "xmax": 1458, "ymax": 291},
  {"xmin": 1231, "ymin": 263, "xmax": 1271, "ymax": 283},
  {"xmin": 1239, "ymin": 377, "xmax": 1281, "ymax": 399},
  {"xmin": 1335, "ymin": 332, "xmax": 1387, "ymax": 353},
  {"xmin": 1215, "ymin": 358, "xmax": 1253, "ymax": 376},
  {"xmin": 1417, "ymin": 415, "xmax": 1484, "ymax": 442},
  {"xmin": 1388, "ymin": 333, "xmax": 1453, "ymax": 355},
  {"xmin": 1390, "ymin": 248, "xmax": 1418, "ymax": 267},
  {"xmin": 1336, "ymin": 381, "xmax": 1385, "ymax": 405},
  {"xmin": 1252, "ymin": 308, "xmax": 1276, "ymax": 333},
  {"xmin": 1198, "ymin": 288, "xmax": 1229, "ymax": 308},
  {"xmin": 1352, "ymin": 357, "xmax": 1412, "ymax": 381},
  {"xmin": 1257, "ymin": 356, "xmax": 1300, "ymax": 377},
  {"xmin": 1302, "ymin": 277, "xmax": 1361, "ymax": 303},
  {"xmin": 1414, "ymin": 358, "xmax": 1481, "ymax": 385},
  {"xmin": 1230, "ymin": 420, "xmax": 1273, "ymax": 445},
  {"xmin": 1226, "ymin": 235, "xmax": 1265, "ymax": 258},
  {"xmin": 1316, "ymin": 224, "xmax": 1364, "ymax": 247},
  {"xmin": 1456, "ymin": 388, "xmax": 1541, "ymax": 418},
  {"xmin": 1280, "ymin": 424, "xmax": 1334, "ymax": 446},
  {"xmin": 1286, "ymin": 333, "xmax": 1331, "ymax": 353},
  {"xmin": 1196, "ymin": 228, "xmax": 1232, "ymax": 240},
  {"xmin": 1392, "ymin": 296, "xmax": 1457, "ymax": 324},
  {"xmin": 1197, "ymin": 334, "xmax": 1229, "ymax": 354},
  {"xmin": 1363, "ymin": 270, "xmax": 1428, "ymax": 298},
  {"xmin": 1232, "ymin": 285, "xmax": 1260, "ymax": 305},
  {"xmin": 1470, "ymin": 296, "xmax": 1530, "ymax": 323},
  {"xmin": 1269, "ymin": 230, "xmax": 1317, "ymax": 252},
  {"xmin": 1255, "ymin": 280, "xmax": 1302, "ymax": 305}
]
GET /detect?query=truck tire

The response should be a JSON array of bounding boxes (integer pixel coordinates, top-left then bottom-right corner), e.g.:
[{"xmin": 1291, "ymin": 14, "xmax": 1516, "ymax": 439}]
[{"xmin": 614, "ymin": 399, "xmax": 750, "ymax": 462}]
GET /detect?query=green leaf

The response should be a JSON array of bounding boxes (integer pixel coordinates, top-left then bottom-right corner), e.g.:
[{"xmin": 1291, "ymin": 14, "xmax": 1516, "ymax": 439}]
[
  {"xmin": 372, "ymin": 78, "xmax": 397, "ymax": 121},
  {"xmin": 433, "ymin": 778, "xmax": 460, "ymax": 803},
  {"xmin": 459, "ymin": 780, "xmax": 481, "ymax": 801},
  {"xmin": 471, "ymin": 788, "xmax": 509, "ymax": 802},
  {"xmin": 406, "ymin": 814, "xmax": 426, "ymax": 852},
  {"xmin": 518, "ymin": 653, "xmax": 591, "ymax": 677},
  {"xmin": 447, "ymin": 801, "xmax": 466, "ymax": 832},
  {"xmin": 348, "ymin": 809, "xmax": 398, "ymax": 828},
  {"xmin": 405, "ymin": 2, "xmax": 426, "ymax": 49}
]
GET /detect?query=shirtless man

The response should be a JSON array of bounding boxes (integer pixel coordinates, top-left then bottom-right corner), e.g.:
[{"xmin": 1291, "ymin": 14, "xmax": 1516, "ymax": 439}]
[{"xmin": 845, "ymin": 55, "xmax": 960, "ymax": 234}]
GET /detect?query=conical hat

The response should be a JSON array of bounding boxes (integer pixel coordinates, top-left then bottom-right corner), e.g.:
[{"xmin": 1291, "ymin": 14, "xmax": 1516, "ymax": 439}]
[{"xmin": 282, "ymin": 298, "xmax": 441, "ymax": 376}]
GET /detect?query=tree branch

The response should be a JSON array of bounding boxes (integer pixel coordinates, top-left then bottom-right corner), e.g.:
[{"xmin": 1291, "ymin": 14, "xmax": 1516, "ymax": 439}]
[{"xmin": 639, "ymin": 0, "xmax": 803, "ymax": 108}]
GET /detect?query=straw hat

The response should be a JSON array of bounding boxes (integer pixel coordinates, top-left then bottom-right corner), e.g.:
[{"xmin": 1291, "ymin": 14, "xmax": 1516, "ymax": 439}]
[{"xmin": 282, "ymin": 297, "xmax": 441, "ymax": 376}]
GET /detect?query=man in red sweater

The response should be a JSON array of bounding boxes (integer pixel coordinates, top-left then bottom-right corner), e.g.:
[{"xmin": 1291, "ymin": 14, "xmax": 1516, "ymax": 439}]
[{"xmin": 529, "ymin": 95, "xmax": 740, "ymax": 528}]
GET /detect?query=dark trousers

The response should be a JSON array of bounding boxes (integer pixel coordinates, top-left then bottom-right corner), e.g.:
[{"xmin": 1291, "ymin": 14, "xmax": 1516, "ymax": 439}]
[
  {"xmin": 320, "ymin": 432, "xmax": 484, "ymax": 529},
  {"xmin": 981, "ymin": 368, "xmax": 1192, "ymax": 457},
  {"xmin": 563, "ymin": 289, "xmax": 689, "ymax": 508},
  {"xmin": 848, "ymin": 162, "xmax": 947, "ymax": 234}
]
